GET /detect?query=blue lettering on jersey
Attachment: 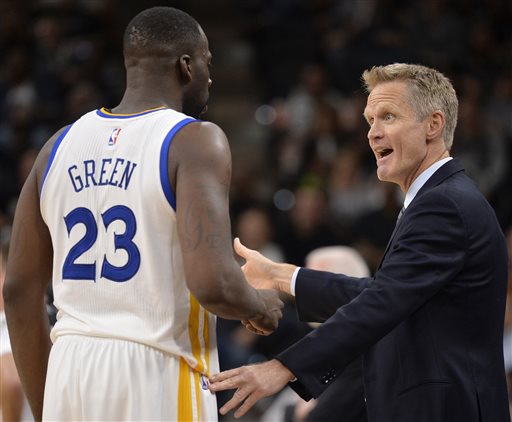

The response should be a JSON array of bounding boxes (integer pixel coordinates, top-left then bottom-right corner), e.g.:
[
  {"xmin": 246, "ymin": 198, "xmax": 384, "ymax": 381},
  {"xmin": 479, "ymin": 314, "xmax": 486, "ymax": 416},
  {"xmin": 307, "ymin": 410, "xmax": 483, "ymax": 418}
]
[
  {"xmin": 118, "ymin": 161, "xmax": 137, "ymax": 190},
  {"xmin": 84, "ymin": 160, "xmax": 97, "ymax": 188},
  {"xmin": 98, "ymin": 158, "xmax": 112, "ymax": 186},
  {"xmin": 67, "ymin": 158, "xmax": 138, "ymax": 193},
  {"xmin": 108, "ymin": 158, "xmax": 125, "ymax": 186},
  {"xmin": 68, "ymin": 165, "xmax": 84, "ymax": 192}
]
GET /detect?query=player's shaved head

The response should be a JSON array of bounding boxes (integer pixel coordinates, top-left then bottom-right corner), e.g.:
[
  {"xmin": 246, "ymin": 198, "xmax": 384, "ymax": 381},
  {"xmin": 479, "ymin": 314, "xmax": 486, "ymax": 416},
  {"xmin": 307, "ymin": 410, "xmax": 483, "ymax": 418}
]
[{"xmin": 123, "ymin": 7, "xmax": 203, "ymax": 60}]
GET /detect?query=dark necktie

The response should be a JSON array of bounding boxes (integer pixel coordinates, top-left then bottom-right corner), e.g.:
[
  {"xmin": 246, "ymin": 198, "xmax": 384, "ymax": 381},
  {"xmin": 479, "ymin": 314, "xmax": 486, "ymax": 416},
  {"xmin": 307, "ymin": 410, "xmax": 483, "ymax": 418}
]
[{"xmin": 396, "ymin": 207, "xmax": 404, "ymax": 225}]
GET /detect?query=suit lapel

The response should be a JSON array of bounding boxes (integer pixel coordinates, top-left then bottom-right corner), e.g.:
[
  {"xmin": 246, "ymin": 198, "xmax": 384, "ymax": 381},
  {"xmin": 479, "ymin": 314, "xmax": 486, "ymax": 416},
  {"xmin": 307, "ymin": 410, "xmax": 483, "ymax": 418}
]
[
  {"xmin": 375, "ymin": 159, "xmax": 465, "ymax": 271},
  {"xmin": 378, "ymin": 212, "xmax": 406, "ymax": 270}
]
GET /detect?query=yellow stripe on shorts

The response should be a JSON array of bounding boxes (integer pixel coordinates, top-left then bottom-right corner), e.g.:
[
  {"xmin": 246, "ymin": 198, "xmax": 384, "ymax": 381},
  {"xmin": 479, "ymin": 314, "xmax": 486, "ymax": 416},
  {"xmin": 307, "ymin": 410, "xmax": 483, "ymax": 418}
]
[
  {"xmin": 178, "ymin": 358, "xmax": 202, "ymax": 421},
  {"xmin": 193, "ymin": 370, "xmax": 201, "ymax": 421},
  {"xmin": 178, "ymin": 357, "xmax": 193, "ymax": 421}
]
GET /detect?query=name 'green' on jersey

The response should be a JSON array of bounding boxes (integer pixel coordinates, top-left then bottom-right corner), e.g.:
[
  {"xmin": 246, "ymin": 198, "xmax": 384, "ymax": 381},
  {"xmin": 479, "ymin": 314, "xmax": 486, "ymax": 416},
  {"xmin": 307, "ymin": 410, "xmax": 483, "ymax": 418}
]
[{"xmin": 40, "ymin": 107, "xmax": 218, "ymax": 377}]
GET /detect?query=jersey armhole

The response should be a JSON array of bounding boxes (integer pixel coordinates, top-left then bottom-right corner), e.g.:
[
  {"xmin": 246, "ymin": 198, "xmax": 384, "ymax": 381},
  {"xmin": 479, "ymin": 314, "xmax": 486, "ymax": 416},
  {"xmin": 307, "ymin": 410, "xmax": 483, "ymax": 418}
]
[
  {"xmin": 159, "ymin": 118, "xmax": 198, "ymax": 211},
  {"xmin": 39, "ymin": 124, "xmax": 73, "ymax": 198}
]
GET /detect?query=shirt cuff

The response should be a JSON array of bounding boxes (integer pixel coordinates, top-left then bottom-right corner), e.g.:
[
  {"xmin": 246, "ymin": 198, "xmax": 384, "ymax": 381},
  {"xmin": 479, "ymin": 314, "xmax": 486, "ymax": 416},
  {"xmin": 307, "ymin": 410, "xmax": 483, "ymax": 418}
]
[{"xmin": 290, "ymin": 267, "xmax": 301, "ymax": 297}]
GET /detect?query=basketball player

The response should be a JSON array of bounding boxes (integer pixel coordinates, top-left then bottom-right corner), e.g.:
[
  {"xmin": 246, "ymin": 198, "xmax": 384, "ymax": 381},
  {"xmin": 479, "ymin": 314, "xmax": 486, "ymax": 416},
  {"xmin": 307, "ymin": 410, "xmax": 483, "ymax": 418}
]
[{"xmin": 3, "ymin": 7, "xmax": 283, "ymax": 421}]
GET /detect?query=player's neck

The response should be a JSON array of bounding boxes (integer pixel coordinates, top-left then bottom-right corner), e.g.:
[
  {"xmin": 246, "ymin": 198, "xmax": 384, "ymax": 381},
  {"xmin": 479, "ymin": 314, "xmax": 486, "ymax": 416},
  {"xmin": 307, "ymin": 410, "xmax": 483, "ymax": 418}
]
[{"xmin": 112, "ymin": 89, "xmax": 182, "ymax": 115}]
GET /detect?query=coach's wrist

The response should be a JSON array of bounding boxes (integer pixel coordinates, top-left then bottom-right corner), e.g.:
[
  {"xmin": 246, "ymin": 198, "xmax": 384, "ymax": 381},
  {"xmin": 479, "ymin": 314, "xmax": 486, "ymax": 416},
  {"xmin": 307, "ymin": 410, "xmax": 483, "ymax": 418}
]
[{"xmin": 273, "ymin": 263, "xmax": 296, "ymax": 296}]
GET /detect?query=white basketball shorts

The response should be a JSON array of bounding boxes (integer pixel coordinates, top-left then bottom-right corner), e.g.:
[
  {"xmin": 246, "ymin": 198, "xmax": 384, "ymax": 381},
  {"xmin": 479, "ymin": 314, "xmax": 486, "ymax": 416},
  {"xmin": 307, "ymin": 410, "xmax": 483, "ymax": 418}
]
[{"xmin": 43, "ymin": 335, "xmax": 218, "ymax": 421}]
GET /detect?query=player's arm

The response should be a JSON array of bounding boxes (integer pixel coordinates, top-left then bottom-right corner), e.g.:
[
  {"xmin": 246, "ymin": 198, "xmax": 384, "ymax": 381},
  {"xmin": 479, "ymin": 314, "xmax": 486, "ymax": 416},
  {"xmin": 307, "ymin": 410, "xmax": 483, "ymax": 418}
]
[
  {"xmin": 169, "ymin": 121, "xmax": 282, "ymax": 331},
  {"xmin": 3, "ymin": 128, "xmax": 64, "ymax": 421}
]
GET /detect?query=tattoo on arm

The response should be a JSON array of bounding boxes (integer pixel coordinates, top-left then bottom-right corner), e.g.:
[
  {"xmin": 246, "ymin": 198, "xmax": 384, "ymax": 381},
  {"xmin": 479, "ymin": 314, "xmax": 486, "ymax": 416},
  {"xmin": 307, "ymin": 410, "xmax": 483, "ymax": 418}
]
[
  {"xmin": 183, "ymin": 205, "xmax": 203, "ymax": 252},
  {"xmin": 206, "ymin": 234, "xmax": 226, "ymax": 249},
  {"xmin": 182, "ymin": 183, "xmax": 231, "ymax": 253}
]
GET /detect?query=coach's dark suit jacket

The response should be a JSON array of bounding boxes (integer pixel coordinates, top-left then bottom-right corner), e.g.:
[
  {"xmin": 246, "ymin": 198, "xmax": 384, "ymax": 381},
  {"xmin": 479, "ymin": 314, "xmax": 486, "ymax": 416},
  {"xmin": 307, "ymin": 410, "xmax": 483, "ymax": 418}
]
[{"xmin": 277, "ymin": 159, "xmax": 510, "ymax": 422}]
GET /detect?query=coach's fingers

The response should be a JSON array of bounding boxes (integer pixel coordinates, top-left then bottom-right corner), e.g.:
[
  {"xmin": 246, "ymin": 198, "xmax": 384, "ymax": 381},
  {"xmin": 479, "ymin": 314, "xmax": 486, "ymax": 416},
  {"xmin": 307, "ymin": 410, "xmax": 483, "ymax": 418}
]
[
  {"xmin": 209, "ymin": 367, "xmax": 243, "ymax": 388},
  {"xmin": 233, "ymin": 391, "xmax": 261, "ymax": 419},
  {"xmin": 218, "ymin": 386, "xmax": 253, "ymax": 416},
  {"xmin": 234, "ymin": 237, "xmax": 253, "ymax": 261}
]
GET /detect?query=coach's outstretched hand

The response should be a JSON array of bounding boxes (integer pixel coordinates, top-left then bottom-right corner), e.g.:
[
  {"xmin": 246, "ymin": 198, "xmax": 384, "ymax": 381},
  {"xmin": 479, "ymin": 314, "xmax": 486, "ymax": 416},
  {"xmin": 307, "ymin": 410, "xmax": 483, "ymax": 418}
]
[
  {"xmin": 234, "ymin": 238, "xmax": 297, "ymax": 296},
  {"xmin": 209, "ymin": 359, "xmax": 296, "ymax": 418}
]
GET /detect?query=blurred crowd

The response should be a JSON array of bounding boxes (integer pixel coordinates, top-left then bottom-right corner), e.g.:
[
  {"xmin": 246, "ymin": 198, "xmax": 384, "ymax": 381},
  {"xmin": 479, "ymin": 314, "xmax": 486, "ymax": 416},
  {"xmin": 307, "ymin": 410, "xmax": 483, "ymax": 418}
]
[
  {"xmin": 0, "ymin": 0, "xmax": 511, "ymax": 420},
  {"xmin": 231, "ymin": 0, "xmax": 512, "ymax": 266}
]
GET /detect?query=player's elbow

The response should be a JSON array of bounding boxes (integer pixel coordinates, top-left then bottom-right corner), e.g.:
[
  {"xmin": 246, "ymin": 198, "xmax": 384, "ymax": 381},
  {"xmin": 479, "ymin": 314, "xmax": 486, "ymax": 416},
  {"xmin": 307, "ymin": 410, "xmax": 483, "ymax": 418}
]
[
  {"xmin": 187, "ymin": 274, "xmax": 257, "ymax": 320},
  {"xmin": 3, "ymin": 275, "xmax": 23, "ymax": 308},
  {"xmin": 191, "ymin": 279, "xmax": 232, "ymax": 308}
]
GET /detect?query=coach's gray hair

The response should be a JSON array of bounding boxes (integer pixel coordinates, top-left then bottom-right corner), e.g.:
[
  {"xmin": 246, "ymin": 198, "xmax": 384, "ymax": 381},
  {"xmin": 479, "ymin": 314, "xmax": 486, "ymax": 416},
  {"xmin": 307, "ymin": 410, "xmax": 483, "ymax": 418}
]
[{"xmin": 362, "ymin": 63, "xmax": 458, "ymax": 150}]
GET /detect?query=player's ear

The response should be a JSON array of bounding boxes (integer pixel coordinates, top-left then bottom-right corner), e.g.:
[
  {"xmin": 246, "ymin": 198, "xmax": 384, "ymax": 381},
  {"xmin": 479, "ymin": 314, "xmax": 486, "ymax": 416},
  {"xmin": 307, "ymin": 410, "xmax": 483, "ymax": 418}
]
[{"xmin": 178, "ymin": 54, "xmax": 192, "ymax": 84}]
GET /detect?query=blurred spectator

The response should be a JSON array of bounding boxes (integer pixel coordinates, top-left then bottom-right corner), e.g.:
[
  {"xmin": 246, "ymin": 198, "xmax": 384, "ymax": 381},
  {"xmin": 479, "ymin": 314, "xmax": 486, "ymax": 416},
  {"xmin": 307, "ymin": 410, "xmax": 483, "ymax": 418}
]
[
  {"xmin": 285, "ymin": 63, "xmax": 343, "ymax": 139},
  {"xmin": 0, "ymin": 47, "xmax": 38, "ymax": 156},
  {"xmin": 327, "ymin": 146, "xmax": 383, "ymax": 240},
  {"xmin": 64, "ymin": 81, "xmax": 102, "ymax": 123},
  {"xmin": 405, "ymin": 0, "xmax": 465, "ymax": 68},
  {"xmin": 305, "ymin": 245, "xmax": 369, "ymax": 277},
  {"xmin": 453, "ymin": 93, "xmax": 507, "ymax": 198},
  {"xmin": 235, "ymin": 206, "xmax": 284, "ymax": 263},
  {"xmin": 485, "ymin": 72, "xmax": 512, "ymax": 139},
  {"xmin": 275, "ymin": 185, "xmax": 340, "ymax": 266}
]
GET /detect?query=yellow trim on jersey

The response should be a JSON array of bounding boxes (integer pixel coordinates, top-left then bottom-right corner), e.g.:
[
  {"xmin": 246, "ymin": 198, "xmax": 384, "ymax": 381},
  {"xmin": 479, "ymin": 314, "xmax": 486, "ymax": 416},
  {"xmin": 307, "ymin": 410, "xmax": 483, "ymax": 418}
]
[
  {"xmin": 203, "ymin": 310, "xmax": 210, "ymax": 374},
  {"xmin": 188, "ymin": 295, "xmax": 206, "ymax": 374},
  {"xmin": 99, "ymin": 106, "xmax": 167, "ymax": 116},
  {"xmin": 178, "ymin": 357, "xmax": 193, "ymax": 421}
]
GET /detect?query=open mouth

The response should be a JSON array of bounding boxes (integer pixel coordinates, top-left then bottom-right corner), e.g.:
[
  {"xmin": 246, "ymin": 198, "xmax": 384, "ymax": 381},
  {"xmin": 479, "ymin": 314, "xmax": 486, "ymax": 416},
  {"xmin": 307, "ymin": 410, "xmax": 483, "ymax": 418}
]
[{"xmin": 378, "ymin": 148, "xmax": 393, "ymax": 159}]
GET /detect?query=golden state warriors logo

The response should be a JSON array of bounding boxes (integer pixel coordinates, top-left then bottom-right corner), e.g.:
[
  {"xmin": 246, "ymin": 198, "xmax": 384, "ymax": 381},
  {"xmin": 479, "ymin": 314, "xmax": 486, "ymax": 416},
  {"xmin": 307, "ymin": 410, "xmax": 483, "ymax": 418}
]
[{"xmin": 108, "ymin": 128, "xmax": 122, "ymax": 146}]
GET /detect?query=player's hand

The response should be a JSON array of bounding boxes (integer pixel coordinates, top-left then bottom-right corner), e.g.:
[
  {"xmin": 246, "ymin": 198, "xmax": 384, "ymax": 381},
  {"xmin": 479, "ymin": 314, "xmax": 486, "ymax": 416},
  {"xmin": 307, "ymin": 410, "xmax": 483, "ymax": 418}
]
[
  {"xmin": 209, "ymin": 359, "xmax": 295, "ymax": 418},
  {"xmin": 244, "ymin": 289, "xmax": 283, "ymax": 335},
  {"xmin": 234, "ymin": 238, "xmax": 296, "ymax": 294}
]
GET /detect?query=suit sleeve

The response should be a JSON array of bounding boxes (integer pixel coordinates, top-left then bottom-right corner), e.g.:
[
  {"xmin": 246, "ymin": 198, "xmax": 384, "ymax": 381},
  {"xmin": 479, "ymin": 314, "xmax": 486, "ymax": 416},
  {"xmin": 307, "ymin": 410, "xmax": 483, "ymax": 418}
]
[
  {"xmin": 294, "ymin": 268, "xmax": 371, "ymax": 322},
  {"xmin": 277, "ymin": 191, "xmax": 468, "ymax": 400}
]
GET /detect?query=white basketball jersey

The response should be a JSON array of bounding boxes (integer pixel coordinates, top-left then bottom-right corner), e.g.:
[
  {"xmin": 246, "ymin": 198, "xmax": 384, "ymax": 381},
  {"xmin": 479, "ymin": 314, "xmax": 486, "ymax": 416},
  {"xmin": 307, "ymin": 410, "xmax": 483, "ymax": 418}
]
[{"xmin": 40, "ymin": 107, "xmax": 218, "ymax": 377}]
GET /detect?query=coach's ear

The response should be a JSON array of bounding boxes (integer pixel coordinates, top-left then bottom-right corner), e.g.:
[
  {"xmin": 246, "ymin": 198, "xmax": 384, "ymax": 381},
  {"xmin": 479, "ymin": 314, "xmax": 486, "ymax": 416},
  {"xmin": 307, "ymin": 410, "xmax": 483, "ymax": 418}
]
[
  {"xmin": 178, "ymin": 54, "xmax": 192, "ymax": 84},
  {"xmin": 426, "ymin": 110, "xmax": 445, "ymax": 142}
]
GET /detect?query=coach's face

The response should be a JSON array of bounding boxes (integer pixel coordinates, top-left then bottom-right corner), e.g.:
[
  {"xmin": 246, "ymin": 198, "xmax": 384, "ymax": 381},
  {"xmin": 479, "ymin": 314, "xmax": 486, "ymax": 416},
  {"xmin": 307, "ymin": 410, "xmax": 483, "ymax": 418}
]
[
  {"xmin": 363, "ymin": 81, "xmax": 436, "ymax": 193},
  {"xmin": 182, "ymin": 26, "xmax": 212, "ymax": 118}
]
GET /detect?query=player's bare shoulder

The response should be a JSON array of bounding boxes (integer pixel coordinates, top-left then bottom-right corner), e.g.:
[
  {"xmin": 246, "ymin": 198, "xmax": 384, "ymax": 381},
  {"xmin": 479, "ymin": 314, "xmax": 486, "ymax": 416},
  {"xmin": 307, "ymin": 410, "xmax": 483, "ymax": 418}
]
[
  {"xmin": 168, "ymin": 120, "xmax": 231, "ymax": 188},
  {"xmin": 174, "ymin": 120, "xmax": 230, "ymax": 158}
]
